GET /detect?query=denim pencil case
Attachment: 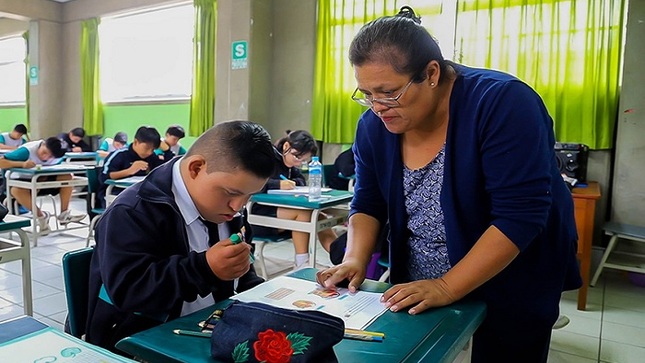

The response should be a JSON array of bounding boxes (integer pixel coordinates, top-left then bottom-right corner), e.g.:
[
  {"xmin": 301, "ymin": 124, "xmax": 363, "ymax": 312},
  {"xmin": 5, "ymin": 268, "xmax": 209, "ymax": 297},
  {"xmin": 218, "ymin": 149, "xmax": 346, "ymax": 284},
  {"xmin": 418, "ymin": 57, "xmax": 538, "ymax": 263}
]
[{"xmin": 210, "ymin": 300, "xmax": 344, "ymax": 363}]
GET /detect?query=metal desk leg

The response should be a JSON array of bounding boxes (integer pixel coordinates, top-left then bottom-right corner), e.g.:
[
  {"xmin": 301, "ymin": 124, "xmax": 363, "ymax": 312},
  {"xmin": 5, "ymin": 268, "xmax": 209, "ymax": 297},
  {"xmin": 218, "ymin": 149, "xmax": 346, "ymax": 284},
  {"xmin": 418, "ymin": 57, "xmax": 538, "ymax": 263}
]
[
  {"xmin": 308, "ymin": 209, "xmax": 322, "ymax": 268},
  {"xmin": 17, "ymin": 229, "xmax": 32, "ymax": 316},
  {"xmin": 31, "ymin": 177, "xmax": 39, "ymax": 247}
]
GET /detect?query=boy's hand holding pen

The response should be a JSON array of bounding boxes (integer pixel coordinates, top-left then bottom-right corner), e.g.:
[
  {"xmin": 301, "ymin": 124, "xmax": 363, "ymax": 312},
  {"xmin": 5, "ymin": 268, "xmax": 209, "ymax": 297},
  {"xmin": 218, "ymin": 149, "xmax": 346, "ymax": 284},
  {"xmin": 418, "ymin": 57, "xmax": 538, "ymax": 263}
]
[
  {"xmin": 204, "ymin": 231, "xmax": 252, "ymax": 280},
  {"xmin": 230, "ymin": 226, "xmax": 255, "ymax": 263}
]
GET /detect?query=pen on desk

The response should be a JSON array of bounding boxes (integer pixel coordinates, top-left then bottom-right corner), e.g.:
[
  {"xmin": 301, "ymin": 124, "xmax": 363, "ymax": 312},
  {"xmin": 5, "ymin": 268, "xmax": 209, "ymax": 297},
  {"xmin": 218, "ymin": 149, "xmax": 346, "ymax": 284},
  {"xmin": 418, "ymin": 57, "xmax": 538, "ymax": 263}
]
[
  {"xmin": 279, "ymin": 174, "xmax": 289, "ymax": 180},
  {"xmin": 344, "ymin": 328, "xmax": 385, "ymax": 338},
  {"xmin": 343, "ymin": 332, "xmax": 384, "ymax": 342},
  {"xmin": 173, "ymin": 329, "xmax": 212, "ymax": 338}
]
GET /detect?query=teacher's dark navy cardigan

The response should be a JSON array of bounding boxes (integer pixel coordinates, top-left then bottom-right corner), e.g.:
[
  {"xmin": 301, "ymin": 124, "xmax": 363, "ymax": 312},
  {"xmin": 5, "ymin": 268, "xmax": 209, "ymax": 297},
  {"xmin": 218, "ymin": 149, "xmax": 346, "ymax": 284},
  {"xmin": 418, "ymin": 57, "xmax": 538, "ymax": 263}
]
[{"xmin": 351, "ymin": 65, "xmax": 581, "ymax": 324}]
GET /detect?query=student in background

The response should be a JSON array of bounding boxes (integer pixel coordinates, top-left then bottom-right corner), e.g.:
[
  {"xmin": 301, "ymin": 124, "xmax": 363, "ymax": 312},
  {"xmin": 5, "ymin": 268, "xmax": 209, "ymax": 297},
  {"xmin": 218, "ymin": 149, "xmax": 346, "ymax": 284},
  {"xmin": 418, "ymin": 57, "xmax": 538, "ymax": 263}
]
[
  {"xmin": 0, "ymin": 124, "xmax": 28, "ymax": 150},
  {"xmin": 317, "ymin": 7, "xmax": 580, "ymax": 362},
  {"xmin": 58, "ymin": 127, "xmax": 92, "ymax": 152},
  {"xmin": 327, "ymin": 147, "xmax": 355, "ymax": 191},
  {"xmin": 85, "ymin": 121, "xmax": 273, "ymax": 353},
  {"xmin": 96, "ymin": 132, "xmax": 128, "ymax": 158},
  {"xmin": 251, "ymin": 130, "xmax": 338, "ymax": 269},
  {"xmin": 97, "ymin": 126, "xmax": 163, "ymax": 208},
  {"xmin": 0, "ymin": 137, "xmax": 87, "ymax": 234},
  {"xmin": 156, "ymin": 125, "xmax": 186, "ymax": 160}
]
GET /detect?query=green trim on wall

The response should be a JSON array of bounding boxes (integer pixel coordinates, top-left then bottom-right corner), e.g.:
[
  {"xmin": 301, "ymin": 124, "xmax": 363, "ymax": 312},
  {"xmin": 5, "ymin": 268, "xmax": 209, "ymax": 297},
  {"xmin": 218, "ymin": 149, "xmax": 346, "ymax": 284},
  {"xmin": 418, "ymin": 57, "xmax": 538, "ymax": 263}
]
[
  {"xmin": 103, "ymin": 103, "xmax": 196, "ymax": 148},
  {"xmin": 0, "ymin": 106, "xmax": 27, "ymax": 133}
]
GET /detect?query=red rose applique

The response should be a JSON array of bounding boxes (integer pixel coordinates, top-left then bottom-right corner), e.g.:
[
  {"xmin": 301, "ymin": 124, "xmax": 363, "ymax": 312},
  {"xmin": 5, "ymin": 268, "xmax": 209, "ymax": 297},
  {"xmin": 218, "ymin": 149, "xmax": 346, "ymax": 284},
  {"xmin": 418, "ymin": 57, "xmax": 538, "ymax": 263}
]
[{"xmin": 253, "ymin": 329, "xmax": 294, "ymax": 363}]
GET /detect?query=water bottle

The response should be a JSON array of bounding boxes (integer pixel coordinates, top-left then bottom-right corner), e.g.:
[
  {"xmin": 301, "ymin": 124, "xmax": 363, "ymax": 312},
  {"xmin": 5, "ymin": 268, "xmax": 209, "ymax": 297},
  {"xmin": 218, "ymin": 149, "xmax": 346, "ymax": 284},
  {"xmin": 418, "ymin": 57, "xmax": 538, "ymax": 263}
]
[{"xmin": 308, "ymin": 156, "xmax": 322, "ymax": 202}]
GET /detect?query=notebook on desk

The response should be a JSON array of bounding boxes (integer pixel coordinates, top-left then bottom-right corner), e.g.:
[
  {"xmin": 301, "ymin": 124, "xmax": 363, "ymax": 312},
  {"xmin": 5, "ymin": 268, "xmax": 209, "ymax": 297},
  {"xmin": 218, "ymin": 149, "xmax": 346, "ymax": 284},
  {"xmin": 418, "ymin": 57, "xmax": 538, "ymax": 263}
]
[{"xmin": 267, "ymin": 186, "xmax": 332, "ymax": 195}]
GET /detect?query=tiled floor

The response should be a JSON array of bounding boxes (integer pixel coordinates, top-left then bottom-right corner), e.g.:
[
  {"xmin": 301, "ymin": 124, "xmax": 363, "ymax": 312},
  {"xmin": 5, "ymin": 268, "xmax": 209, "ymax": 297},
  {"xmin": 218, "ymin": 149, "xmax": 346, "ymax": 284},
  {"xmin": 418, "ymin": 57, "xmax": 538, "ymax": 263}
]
[{"xmin": 1, "ymin": 197, "xmax": 644, "ymax": 362}]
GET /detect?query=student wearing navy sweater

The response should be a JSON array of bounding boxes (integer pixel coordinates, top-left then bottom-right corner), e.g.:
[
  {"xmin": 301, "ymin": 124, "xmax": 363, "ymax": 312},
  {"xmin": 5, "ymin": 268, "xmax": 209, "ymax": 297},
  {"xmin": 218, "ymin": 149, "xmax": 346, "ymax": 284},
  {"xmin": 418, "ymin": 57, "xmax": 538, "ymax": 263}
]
[
  {"xmin": 318, "ymin": 7, "xmax": 580, "ymax": 363},
  {"xmin": 85, "ymin": 121, "xmax": 273, "ymax": 353},
  {"xmin": 97, "ymin": 126, "xmax": 164, "ymax": 208}
]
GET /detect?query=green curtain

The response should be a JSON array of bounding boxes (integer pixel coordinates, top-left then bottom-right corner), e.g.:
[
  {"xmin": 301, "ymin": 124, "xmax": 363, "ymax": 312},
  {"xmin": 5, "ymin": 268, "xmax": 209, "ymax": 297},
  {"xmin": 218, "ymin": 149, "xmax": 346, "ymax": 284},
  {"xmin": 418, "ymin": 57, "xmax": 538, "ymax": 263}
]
[
  {"xmin": 189, "ymin": 0, "xmax": 217, "ymax": 137},
  {"xmin": 313, "ymin": 0, "xmax": 625, "ymax": 149},
  {"xmin": 312, "ymin": 1, "xmax": 404, "ymax": 144},
  {"xmin": 454, "ymin": 0, "xmax": 625, "ymax": 149},
  {"xmin": 22, "ymin": 31, "xmax": 30, "ymax": 132},
  {"xmin": 80, "ymin": 18, "xmax": 104, "ymax": 135}
]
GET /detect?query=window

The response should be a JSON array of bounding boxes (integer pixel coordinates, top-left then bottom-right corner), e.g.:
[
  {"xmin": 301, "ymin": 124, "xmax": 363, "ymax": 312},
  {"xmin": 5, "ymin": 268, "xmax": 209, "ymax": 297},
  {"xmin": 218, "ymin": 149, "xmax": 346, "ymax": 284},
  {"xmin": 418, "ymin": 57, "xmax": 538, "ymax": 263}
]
[
  {"xmin": 0, "ymin": 36, "xmax": 27, "ymax": 105},
  {"xmin": 99, "ymin": 4, "xmax": 194, "ymax": 103}
]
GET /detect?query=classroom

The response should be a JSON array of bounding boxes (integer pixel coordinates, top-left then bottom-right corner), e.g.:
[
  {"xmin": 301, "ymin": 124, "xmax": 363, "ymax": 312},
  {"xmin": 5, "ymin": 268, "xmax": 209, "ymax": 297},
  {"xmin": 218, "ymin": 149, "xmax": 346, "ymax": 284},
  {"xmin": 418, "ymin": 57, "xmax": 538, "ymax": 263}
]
[{"xmin": 0, "ymin": 0, "xmax": 644, "ymax": 362}]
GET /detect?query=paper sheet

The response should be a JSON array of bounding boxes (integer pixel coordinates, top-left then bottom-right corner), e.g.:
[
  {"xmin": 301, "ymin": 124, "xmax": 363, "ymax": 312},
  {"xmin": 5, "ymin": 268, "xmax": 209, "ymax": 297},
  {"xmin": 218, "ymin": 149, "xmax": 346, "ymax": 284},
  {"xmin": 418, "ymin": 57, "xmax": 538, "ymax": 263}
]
[
  {"xmin": 267, "ymin": 186, "xmax": 332, "ymax": 195},
  {"xmin": 233, "ymin": 275, "xmax": 388, "ymax": 329},
  {"xmin": 0, "ymin": 328, "xmax": 134, "ymax": 362}
]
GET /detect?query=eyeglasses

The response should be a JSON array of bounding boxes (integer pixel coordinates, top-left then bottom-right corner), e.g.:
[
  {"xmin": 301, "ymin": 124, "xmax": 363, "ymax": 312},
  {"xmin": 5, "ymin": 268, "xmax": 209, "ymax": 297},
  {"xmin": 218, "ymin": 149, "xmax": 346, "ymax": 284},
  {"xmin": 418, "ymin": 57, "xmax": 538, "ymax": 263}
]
[
  {"xmin": 285, "ymin": 148, "xmax": 306, "ymax": 161},
  {"xmin": 351, "ymin": 78, "xmax": 415, "ymax": 108}
]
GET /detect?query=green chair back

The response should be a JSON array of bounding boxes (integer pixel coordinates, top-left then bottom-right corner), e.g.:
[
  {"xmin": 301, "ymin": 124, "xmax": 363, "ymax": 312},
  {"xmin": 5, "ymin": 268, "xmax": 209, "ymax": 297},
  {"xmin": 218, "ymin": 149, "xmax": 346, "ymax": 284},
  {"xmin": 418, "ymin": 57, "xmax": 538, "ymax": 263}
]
[{"xmin": 62, "ymin": 247, "xmax": 94, "ymax": 338}]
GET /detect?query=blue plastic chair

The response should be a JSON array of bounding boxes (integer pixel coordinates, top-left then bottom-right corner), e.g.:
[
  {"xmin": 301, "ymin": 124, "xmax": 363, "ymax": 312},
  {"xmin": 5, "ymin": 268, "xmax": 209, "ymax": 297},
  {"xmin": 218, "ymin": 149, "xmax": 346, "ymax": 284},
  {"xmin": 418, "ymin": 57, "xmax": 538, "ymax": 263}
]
[{"xmin": 62, "ymin": 247, "xmax": 94, "ymax": 338}]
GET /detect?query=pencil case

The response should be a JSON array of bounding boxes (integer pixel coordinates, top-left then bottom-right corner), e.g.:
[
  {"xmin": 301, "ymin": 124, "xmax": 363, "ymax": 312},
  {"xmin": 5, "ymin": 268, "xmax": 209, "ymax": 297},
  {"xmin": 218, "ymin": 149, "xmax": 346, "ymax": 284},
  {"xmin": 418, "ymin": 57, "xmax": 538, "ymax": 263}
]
[{"xmin": 210, "ymin": 300, "xmax": 344, "ymax": 363}]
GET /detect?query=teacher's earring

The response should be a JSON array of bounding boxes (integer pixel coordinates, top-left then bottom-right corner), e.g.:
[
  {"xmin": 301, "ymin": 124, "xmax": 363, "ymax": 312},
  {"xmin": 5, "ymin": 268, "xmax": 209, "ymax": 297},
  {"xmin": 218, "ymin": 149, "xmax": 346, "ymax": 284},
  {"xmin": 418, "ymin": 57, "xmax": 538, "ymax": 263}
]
[{"xmin": 430, "ymin": 82, "xmax": 436, "ymax": 87}]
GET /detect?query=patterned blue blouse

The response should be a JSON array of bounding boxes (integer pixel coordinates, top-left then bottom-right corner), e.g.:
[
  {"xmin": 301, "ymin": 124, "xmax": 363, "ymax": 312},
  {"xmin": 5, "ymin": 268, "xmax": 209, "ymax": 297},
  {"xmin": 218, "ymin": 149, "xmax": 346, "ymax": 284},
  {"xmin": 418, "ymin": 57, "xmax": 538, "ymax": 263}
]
[{"xmin": 404, "ymin": 146, "xmax": 452, "ymax": 280}]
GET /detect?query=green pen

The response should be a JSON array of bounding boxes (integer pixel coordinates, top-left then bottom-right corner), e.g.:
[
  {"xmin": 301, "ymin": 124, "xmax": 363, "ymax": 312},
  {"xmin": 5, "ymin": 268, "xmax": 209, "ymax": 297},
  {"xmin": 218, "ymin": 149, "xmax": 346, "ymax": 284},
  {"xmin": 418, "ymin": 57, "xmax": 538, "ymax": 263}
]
[{"xmin": 230, "ymin": 229, "xmax": 255, "ymax": 263}]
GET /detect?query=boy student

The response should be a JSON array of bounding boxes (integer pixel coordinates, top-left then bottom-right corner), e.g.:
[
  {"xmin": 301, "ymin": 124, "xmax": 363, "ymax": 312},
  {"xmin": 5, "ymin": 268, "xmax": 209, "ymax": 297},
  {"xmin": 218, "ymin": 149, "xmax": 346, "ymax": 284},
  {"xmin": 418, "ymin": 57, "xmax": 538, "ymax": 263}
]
[
  {"xmin": 57, "ymin": 127, "xmax": 92, "ymax": 152},
  {"xmin": 97, "ymin": 126, "xmax": 163, "ymax": 208},
  {"xmin": 156, "ymin": 124, "xmax": 186, "ymax": 160},
  {"xmin": 96, "ymin": 132, "xmax": 128, "ymax": 158},
  {"xmin": 85, "ymin": 121, "xmax": 274, "ymax": 352},
  {"xmin": 0, "ymin": 124, "xmax": 28, "ymax": 150},
  {"xmin": 0, "ymin": 137, "xmax": 87, "ymax": 234}
]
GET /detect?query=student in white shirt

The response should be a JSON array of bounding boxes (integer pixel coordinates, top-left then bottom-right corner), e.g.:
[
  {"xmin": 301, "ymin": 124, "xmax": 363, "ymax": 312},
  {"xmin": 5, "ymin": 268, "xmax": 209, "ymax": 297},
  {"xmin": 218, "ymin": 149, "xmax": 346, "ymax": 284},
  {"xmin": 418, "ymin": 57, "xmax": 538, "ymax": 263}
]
[
  {"xmin": 96, "ymin": 132, "xmax": 128, "ymax": 158},
  {"xmin": 0, "ymin": 137, "xmax": 86, "ymax": 234},
  {"xmin": 0, "ymin": 124, "xmax": 28, "ymax": 150}
]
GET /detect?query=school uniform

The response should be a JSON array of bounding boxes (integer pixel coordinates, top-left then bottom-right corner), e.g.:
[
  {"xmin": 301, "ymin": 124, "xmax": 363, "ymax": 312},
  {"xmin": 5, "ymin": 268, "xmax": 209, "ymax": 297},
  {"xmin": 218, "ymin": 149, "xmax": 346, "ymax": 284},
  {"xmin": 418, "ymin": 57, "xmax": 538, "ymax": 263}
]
[
  {"xmin": 85, "ymin": 158, "xmax": 263, "ymax": 352},
  {"xmin": 154, "ymin": 141, "xmax": 187, "ymax": 160},
  {"xmin": 97, "ymin": 144, "xmax": 164, "ymax": 208},
  {"xmin": 57, "ymin": 132, "xmax": 92, "ymax": 152},
  {"xmin": 3, "ymin": 141, "xmax": 63, "ymax": 194},
  {"xmin": 98, "ymin": 138, "xmax": 120, "ymax": 154},
  {"xmin": 0, "ymin": 132, "xmax": 27, "ymax": 148}
]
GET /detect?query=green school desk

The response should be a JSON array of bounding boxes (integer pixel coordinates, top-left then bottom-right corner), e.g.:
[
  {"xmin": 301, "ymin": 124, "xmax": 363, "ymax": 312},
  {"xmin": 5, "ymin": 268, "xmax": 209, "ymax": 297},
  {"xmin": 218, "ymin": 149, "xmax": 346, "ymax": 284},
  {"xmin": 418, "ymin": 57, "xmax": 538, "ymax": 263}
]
[
  {"xmin": 246, "ymin": 190, "xmax": 353, "ymax": 268},
  {"xmin": 0, "ymin": 215, "xmax": 32, "ymax": 315},
  {"xmin": 115, "ymin": 268, "xmax": 486, "ymax": 363},
  {"xmin": 4, "ymin": 165, "xmax": 89, "ymax": 247},
  {"xmin": 104, "ymin": 176, "xmax": 145, "ymax": 206},
  {"xmin": 64, "ymin": 151, "xmax": 99, "ymax": 166},
  {"xmin": 0, "ymin": 315, "xmax": 136, "ymax": 362}
]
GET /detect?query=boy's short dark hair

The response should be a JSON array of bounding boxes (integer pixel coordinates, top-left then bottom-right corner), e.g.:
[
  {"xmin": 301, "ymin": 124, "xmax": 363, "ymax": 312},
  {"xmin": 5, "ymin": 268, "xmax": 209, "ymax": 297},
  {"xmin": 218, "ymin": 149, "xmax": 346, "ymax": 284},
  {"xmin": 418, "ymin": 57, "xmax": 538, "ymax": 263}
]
[
  {"xmin": 70, "ymin": 127, "xmax": 86, "ymax": 138},
  {"xmin": 13, "ymin": 124, "xmax": 27, "ymax": 134},
  {"xmin": 114, "ymin": 132, "xmax": 128, "ymax": 144},
  {"xmin": 186, "ymin": 120, "xmax": 275, "ymax": 179},
  {"xmin": 45, "ymin": 137, "xmax": 65, "ymax": 158},
  {"xmin": 166, "ymin": 125, "xmax": 186, "ymax": 139},
  {"xmin": 134, "ymin": 126, "xmax": 161, "ymax": 149}
]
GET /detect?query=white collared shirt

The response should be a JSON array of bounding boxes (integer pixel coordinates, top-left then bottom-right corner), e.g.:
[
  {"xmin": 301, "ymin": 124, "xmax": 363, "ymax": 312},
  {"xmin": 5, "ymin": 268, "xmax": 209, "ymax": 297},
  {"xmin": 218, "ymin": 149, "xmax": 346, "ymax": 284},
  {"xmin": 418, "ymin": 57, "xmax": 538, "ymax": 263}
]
[{"xmin": 171, "ymin": 159, "xmax": 230, "ymax": 316}]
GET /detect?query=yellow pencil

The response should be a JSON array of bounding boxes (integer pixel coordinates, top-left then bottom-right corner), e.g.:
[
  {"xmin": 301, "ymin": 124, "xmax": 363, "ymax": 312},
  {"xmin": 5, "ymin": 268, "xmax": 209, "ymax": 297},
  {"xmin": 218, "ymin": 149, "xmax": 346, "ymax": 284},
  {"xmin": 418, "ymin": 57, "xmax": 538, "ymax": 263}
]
[{"xmin": 344, "ymin": 328, "xmax": 385, "ymax": 338}]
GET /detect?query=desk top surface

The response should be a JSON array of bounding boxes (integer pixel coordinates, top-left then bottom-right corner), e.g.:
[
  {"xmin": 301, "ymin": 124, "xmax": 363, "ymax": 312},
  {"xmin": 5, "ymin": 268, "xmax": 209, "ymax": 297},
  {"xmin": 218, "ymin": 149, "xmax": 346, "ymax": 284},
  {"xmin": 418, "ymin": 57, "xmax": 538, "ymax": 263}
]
[
  {"xmin": 65, "ymin": 151, "xmax": 97, "ymax": 157},
  {"xmin": 116, "ymin": 268, "xmax": 486, "ymax": 363},
  {"xmin": 572, "ymin": 181, "xmax": 601, "ymax": 199},
  {"xmin": 105, "ymin": 176, "xmax": 145, "ymax": 187},
  {"xmin": 7, "ymin": 164, "xmax": 88, "ymax": 175},
  {"xmin": 251, "ymin": 190, "xmax": 353, "ymax": 209},
  {"xmin": 0, "ymin": 215, "xmax": 31, "ymax": 231}
]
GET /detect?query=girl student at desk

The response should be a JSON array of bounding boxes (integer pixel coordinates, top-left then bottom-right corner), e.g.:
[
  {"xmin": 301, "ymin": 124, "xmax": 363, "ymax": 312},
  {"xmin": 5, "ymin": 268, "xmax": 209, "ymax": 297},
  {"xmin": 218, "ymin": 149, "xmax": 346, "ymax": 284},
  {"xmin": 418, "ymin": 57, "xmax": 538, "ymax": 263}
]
[{"xmin": 251, "ymin": 130, "xmax": 337, "ymax": 268}]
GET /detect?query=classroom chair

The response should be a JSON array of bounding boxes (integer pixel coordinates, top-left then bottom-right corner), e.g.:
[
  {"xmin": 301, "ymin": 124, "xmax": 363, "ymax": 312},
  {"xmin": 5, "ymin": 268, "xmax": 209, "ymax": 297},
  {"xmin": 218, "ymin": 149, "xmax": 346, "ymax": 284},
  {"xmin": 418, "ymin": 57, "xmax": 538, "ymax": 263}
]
[
  {"xmin": 253, "ymin": 232, "xmax": 292, "ymax": 280},
  {"xmin": 590, "ymin": 222, "xmax": 645, "ymax": 286},
  {"xmin": 85, "ymin": 166, "xmax": 106, "ymax": 246},
  {"xmin": 377, "ymin": 254, "xmax": 390, "ymax": 283},
  {"xmin": 62, "ymin": 247, "xmax": 94, "ymax": 338}
]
